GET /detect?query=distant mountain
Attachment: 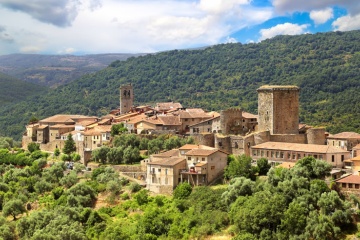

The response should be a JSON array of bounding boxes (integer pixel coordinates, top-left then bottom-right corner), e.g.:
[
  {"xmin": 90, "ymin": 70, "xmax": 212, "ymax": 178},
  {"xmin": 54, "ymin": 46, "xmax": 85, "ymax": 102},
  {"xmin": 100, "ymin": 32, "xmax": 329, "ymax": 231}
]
[
  {"xmin": 0, "ymin": 72, "xmax": 47, "ymax": 106},
  {"xmin": 1, "ymin": 30, "xmax": 360, "ymax": 140},
  {"xmin": 0, "ymin": 53, "xmax": 145, "ymax": 88}
]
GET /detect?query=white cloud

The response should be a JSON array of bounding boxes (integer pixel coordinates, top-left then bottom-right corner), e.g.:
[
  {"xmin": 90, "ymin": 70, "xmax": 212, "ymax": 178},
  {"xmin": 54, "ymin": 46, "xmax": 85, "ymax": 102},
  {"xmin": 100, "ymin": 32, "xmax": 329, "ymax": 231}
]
[
  {"xmin": 224, "ymin": 36, "xmax": 237, "ymax": 43},
  {"xmin": 272, "ymin": 0, "xmax": 359, "ymax": 15},
  {"xmin": 310, "ymin": 7, "xmax": 333, "ymax": 25},
  {"xmin": 332, "ymin": 14, "xmax": 360, "ymax": 31},
  {"xmin": 259, "ymin": 23, "xmax": 309, "ymax": 41},
  {"xmin": 0, "ymin": 0, "xmax": 274, "ymax": 54}
]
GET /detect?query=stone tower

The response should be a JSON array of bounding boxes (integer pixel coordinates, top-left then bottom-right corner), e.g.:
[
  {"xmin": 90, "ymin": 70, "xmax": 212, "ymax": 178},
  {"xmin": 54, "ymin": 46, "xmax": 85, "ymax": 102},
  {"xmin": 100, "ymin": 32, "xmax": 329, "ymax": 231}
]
[
  {"xmin": 120, "ymin": 84, "xmax": 134, "ymax": 114},
  {"xmin": 220, "ymin": 108, "xmax": 243, "ymax": 135},
  {"xmin": 257, "ymin": 85, "xmax": 300, "ymax": 135}
]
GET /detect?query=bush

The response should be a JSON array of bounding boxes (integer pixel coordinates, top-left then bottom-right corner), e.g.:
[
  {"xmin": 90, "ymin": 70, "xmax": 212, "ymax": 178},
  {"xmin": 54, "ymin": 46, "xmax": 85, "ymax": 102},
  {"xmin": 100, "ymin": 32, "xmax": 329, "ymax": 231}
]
[
  {"xmin": 173, "ymin": 182, "xmax": 192, "ymax": 199},
  {"xmin": 129, "ymin": 182, "xmax": 142, "ymax": 193}
]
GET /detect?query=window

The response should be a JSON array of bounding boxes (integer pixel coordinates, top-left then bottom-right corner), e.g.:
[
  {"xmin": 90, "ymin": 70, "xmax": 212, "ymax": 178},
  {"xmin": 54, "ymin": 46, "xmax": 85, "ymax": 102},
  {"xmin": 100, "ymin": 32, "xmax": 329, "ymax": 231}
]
[
  {"xmin": 165, "ymin": 169, "xmax": 168, "ymax": 175},
  {"xmin": 202, "ymin": 158, "xmax": 205, "ymax": 161},
  {"xmin": 314, "ymin": 155, "xmax": 318, "ymax": 159},
  {"xmin": 93, "ymin": 141, "xmax": 96, "ymax": 144},
  {"xmin": 211, "ymin": 166, "xmax": 215, "ymax": 170},
  {"xmin": 276, "ymin": 152, "xmax": 279, "ymax": 158},
  {"xmin": 158, "ymin": 168, "xmax": 161, "ymax": 172},
  {"xmin": 287, "ymin": 153, "xmax": 291, "ymax": 159},
  {"xmin": 185, "ymin": 119, "xmax": 188, "ymax": 121},
  {"xmin": 271, "ymin": 151, "xmax": 274, "ymax": 158},
  {"xmin": 152, "ymin": 175, "xmax": 155, "ymax": 183},
  {"xmin": 319, "ymin": 155, "xmax": 323, "ymax": 160},
  {"xmin": 261, "ymin": 151, "xmax": 264, "ymax": 157},
  {"xmin": 332, "ymin": 155, "xmax": 335, "ymax": 162},
  {"xmin": 207, "ymin": 128, "xmax": 210, "ymax": 132},
  {"xmin": 356, "ymin": 184, "xmax": 359, "ymax": 189},
  {"xmin": 297, "ymin": 154, "xmax": 301, "ymax": 159},
  {"xmin": 188, "ymin": 157, "xmax": 191, "ymax": 160},
  {"xmin": 267, "ymin": 151, "xmax": 269, "ymax": 157},
  {"xmin": 292, "ymin": 154, "xmax": 296, "ymax": 160},
  {"xmin": 341, "ymin": 155, "xmax": 344, "ymax": 162},
  {"xmin": 342, "ymin": 183, "xmax": 346, "ymax": 188},
  {"xmin": 252, "ymin": 150, "xmax": 257, "ymax": 156},
  {"xmin": 280, "ymin": 152, "xmax": 284, "ymax": 158},
  {"xmin": 349, "ymin": 183, "xmax": 353, "ymax": 188}
]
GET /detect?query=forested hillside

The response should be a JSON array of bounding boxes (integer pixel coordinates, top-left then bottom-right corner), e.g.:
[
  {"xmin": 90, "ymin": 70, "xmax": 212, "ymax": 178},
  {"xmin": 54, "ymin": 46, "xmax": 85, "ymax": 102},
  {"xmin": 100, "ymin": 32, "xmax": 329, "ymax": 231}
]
[
  {"xmin": 1, "ymin": 30, "xmax": 360, "ymax": 139},
  {"xmin": 0, "ymin": 72, "xmax": 47, "ymax": 106},
  {"xmin": 0, "ymin": 53, "xmax": 144, "ymax": 88}
]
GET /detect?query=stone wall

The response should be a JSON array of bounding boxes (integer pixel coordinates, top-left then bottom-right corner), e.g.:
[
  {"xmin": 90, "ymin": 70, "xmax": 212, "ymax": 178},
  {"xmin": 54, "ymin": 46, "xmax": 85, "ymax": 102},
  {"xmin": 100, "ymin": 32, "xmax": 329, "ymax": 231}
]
[
  {"xmin": 121, "ymin": 172, "xmax": 146, "ymax": 180},
  {"xmin": 113, "ymin": 165, "xmax": 143, "ymax": 172},
  {"xmin": 215, "ymin": 135, "xmax": 231, "ymax": 154},
  {"xmin": 257, "ymin": 86, "xmax": 300, "ymax": 135},
  {"xmin": 270, "ymin": 134, "xmax": 306, "ymax": 144},
  {"xmin": 306, "ymin": 128, "xmax": 326, "ymax": 145},
  {"xmin": 230, "ymin": 136, "xmax": 245, "ymax": 155},
  {"xmin": 192, "ymin": 133, "xmax": 215, "ymax": 148},
  {"xmin": 220, "ymin": 108, "xmax": 243, "ymax": 135}
]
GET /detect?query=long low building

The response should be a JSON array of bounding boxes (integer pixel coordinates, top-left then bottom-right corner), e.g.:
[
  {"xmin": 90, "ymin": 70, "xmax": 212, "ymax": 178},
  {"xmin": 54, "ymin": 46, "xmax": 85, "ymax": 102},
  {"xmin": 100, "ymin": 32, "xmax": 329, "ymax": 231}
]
[{"xmin": 251, "ymin": 141, "xmax": 350, "ymax": 168}]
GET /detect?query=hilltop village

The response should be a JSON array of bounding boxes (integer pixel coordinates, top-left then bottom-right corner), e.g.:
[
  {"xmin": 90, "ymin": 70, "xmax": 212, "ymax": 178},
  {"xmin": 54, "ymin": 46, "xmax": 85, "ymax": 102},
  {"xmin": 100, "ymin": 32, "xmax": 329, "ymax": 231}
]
[{"xmin": 23, "ymin": 84, "xmax": 360, "ymax": 194}]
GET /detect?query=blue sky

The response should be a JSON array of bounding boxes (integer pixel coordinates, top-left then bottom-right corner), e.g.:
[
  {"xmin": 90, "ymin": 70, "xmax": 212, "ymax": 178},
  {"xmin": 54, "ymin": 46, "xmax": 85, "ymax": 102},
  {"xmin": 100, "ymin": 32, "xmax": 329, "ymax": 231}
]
[{"xmin": 0, "ymin": 0, "xmax": 359, "ymax": 55}]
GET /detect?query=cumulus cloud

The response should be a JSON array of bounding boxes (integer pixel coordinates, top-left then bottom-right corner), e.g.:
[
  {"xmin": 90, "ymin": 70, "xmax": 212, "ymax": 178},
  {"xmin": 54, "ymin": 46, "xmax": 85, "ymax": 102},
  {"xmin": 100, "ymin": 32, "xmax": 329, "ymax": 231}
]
[
  {"xmin": 0, "ymin": 0, "xmax": 98, "ymax": 27},
  {"xmin": 0, "ymin": 25, "xmax": 14, "ymax": 43},
  {"xmin": 259, "ymin": 22, "xmax": 309, "ymax": 41},
  {"xmin": 332, "ymin": 14, "xmax": 360, "ymax": 31},
  {"xmin": 224, "ymin": 36, "xmax": 238, "ymax": 43},
  {"xmin": 310, "ymin": 8, "xmax": 333, "ymax": 25},
  {"xmin": 272, "ymin": 0, "xmax": 360, "ymax": 15}
]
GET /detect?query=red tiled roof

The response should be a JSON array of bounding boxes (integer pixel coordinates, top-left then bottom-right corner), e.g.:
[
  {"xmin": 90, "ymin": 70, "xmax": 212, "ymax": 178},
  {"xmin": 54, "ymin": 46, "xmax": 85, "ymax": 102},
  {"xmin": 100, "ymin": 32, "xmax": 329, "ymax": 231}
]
[
  {"xmin": 158, "ymin": 115, "xmax": 181, "ymax": 125},
  {"xmin": 336, "ymin": 175, "xmax": 360, "ymax": 184},
  {"xmin": 152, "ymin": 149, "xmax": 180, "ymax": 158},
  {"xmin": 251, "ymin": 141, "xmax": 349, "ymax": 154},
  {"xmin": 155, "ymin": 102, "xmax": 183, "ymax": 111},
  {"xmin": 185, "ymin": 148, "xmax": 218, "ymax": 156},
  {"xmin": 49, "ymin": 124, "xmax": 75, "ymax": 129},
  {"xmin": 40, "ymin": 114, "xmax": 97, "ymax": 123},
  {"xmin": 242, "ymin": 111, "xmax": 258, "ymax": 119},
  {"xmin": 189, "ymin": 116, "xmax": 220, "ymax": 127},
  {"xmin": 149, "ymin": 157, "xmax": 185, "ymax": 166},
  {"xmin": 327, "ymin": 132, "xmax": 360, "ymax": 139}
]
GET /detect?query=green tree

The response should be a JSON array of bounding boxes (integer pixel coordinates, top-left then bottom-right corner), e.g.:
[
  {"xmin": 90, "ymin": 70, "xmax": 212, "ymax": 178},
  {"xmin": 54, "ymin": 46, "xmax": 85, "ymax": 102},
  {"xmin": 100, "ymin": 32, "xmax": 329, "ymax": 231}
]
[
  {"xmin": 173, "ymin": 182, "xmax": 192, "ymax": 199},
  {"xmin": 92, "ymin": 146, "xmax": 110, "ymax": 164},
  {"xmin": 222, "ymin": 177, "xmax": 255, "ymax": 205},
  {"xmin": 2, "ymin": 199, "xmax": 26, "ymax": 220},
  {"xmin": 63, "ymin": 134, "xmax": 76, "ymax": 155},
  {"xmin": 224, "ymin": 154, "xmax": 258, "ymax": 180},
  {"xmin": 27, "ymin": 142, "xmax": 40, "ymax": 153},
  {"xmin": 256, "ymin": 158, "xmax": 271, "ymax": 175}
]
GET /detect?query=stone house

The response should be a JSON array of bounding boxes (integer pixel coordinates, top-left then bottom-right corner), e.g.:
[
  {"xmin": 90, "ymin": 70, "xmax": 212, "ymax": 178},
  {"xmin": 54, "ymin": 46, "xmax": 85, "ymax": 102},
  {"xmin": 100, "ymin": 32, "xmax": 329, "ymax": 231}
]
[
  {"xmin": 189, "ymin": 116, "xmax": 220, "ymax": 134},
  {"xmin": 327, "ymin": 132, "xmax": 360, "ymax": 151},
  {"xmin": 146, "ymin": 144, "xmax": 228, "ymax": 194},
  {"xmin": 155, "ymin": 102, "xmax": 183, "ymax": 112},
  {"xmin": 336, "ymin": 175, "xmax": 360, "ymax": 193},
  {"xmin": 251, "ymin": 141, "xmax": 350, "ymax": 168}
]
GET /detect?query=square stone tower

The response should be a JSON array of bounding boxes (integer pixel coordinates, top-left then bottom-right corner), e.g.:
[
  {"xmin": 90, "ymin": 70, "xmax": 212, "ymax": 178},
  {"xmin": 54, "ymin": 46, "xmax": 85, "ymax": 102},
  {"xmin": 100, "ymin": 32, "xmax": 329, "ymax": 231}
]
[
  {"xmin": 120, "ymin": 84, "xmax": 134, "ymax": 114},
  {"xmin": 257, "ymin": 85, "xmax": 300, "ymax": 135}
]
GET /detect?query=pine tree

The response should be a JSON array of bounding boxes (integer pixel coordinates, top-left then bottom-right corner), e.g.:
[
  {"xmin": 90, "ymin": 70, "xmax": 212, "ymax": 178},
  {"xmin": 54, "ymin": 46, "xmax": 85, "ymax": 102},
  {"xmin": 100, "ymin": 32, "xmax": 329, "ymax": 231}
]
[{"xmin": 63, "ymin": 133, "xmax": 76, "ymax": 154}]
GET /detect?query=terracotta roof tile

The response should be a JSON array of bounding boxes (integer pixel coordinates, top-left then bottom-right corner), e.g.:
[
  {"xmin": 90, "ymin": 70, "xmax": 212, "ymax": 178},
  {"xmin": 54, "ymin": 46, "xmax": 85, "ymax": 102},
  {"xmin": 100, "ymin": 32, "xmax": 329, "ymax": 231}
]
[
  {"xmin": 336, "ymin": 175, "xmax": 360, "ymax": 184},
  {"xmin": 155, "ymin": 102, "xmax": 183, "ymax": 111},
  {"xmin": 327, "ymin": 132, "xmax": 360, "ymax": 139},
  {"xmin": 158, "ymin": 115, "xmax": 181, "ymax": 125},
  {"xmin": 185, "ymin": 148, "xmax": 218, "ymax": 156},
  {"xmin": 242, "ymin": 111, "xmax": 258, "ymax": 119},
  {"xmin": 149, "ymin": 157, "xmax": 185, "ymax": 166},
  {"xmin": 251, "ymin": 141, "xmax": 349, "ymax": 154},
  {"xmin": 50, "ymin": 124, "xmax": 75, "ymax": 129},
  {"xmin": 152, "ymin": 149, "xmax": 180, "ymax": 158},
  {"xmin": 40, "ymin": 114, "xmax": 97, "ymax": 123}
]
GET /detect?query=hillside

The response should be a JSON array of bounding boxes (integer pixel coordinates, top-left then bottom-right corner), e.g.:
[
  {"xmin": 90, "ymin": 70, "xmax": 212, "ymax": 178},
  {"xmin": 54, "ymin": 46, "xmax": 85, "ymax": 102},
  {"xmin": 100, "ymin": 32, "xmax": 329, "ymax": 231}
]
[
  {"xmin": 0, "ymin": 53, "xmax": 144, "ymax": 88},
  {"xmin": 1, "ymin": 30, "xmax": 360, "ymax": 139},
  {"xmin": 0, "ymin": 72, "xmax": 47, "ymax": 106}
]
